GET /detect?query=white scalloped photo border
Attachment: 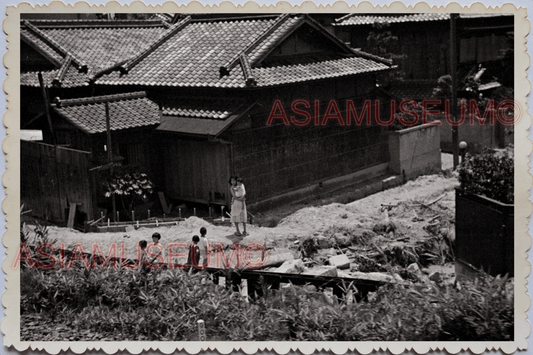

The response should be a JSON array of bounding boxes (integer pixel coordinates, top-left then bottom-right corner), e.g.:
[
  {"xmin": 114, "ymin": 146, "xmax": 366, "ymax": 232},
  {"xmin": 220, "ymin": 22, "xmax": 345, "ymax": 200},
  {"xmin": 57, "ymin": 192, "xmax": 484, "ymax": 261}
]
[{"xmin": 2, "ymin": 2, "xmax": 530, "ymax": 354}]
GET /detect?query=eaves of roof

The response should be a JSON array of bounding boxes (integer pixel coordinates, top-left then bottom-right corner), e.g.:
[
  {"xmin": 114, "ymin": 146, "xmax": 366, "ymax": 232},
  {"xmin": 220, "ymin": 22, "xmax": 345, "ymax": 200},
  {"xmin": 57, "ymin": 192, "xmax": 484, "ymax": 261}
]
[
  {"xmin": 334, "ymin": 13, "xmax": 513, "ymax": 26},
  {"xmin": 157, "ymin": 103, "xmax": 256, "ymax": 137},
  {"xmin": 52, "ymin": 91, "xmax": 160, "ymax": 134}
]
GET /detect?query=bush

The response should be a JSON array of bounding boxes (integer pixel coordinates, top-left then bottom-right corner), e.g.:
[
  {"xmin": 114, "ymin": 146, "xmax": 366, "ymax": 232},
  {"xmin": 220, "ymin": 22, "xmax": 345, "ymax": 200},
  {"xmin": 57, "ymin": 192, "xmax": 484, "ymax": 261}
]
[
  {"xmin": 458, "ymin": 147, "xmax": 514, "ymax": 204},
  {"xmin": 21, "ymin": 266, "xmax": 513, "ymax": 341}
]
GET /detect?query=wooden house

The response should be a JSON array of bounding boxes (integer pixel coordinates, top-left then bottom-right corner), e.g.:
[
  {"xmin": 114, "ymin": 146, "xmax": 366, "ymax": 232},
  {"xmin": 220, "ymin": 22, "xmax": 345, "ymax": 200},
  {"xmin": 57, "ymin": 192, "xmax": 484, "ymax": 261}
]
[
  {"xmin": 333, "ymin": 13, "xmax": 514, "ymax": 97},
  {"xmin": 333, "ymin": 13, "xmax": 514, "ymax": 153},
  {"xmin": 20, "ymin": 14, "xmax": 397, "ymax": 217}
]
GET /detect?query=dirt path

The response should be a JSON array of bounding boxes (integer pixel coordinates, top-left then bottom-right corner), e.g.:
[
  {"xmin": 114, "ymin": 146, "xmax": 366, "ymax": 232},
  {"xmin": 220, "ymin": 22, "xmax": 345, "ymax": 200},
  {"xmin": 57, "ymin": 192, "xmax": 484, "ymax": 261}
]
[{"xmin": 34, "ymin": 173, "xmax": 458, "ymax": 268}]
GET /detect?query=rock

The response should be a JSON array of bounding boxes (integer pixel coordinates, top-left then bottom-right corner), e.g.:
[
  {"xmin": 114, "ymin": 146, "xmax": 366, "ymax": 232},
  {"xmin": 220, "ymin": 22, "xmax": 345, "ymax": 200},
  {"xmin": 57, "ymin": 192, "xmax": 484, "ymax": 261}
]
[
  {"xmin": 315, "ymin": 236, "xmax": 332, "ymax": 249},
  {"xmin": 407, "ymin": 263, "xmax": 420, "ymax": 273},
  {"xmin": 275, "ymin": 259, "xmax": 306, "ymax": 274},
  {"xmin": 262, "ymin": 252, "xmax": 295, "ymax": 268},
  {"xmin": 429, "ymin": 271, "xmax": 442, "ymax": 283},
  {"xmin": 334, "ymin": 233, "xmax": 351, "ymax": 247},
  {"xmin": 303, "ymin": 266, "xmax": 338, "ymax": 277},
  {"xmin": 329, "ymin": 254, "xmax": 350, "ymax": 269}
]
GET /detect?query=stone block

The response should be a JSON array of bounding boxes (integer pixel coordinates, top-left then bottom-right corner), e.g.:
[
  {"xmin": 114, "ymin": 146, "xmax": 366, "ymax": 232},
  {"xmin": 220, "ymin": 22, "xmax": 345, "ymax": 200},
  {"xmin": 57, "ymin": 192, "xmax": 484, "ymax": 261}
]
[
  {"xmin": 262, "ymin": 252, "xmax": 295, "ymax": 268},
  {"xmin": 329, "ymin": 254, "xmax": 350, "ymax": 269},
  {"xmin": 407, "ymin": 263, "xmax": 420, "ymax": 273},
  {"xmin": 275, "ymin": 259, "xmax": 306, "ymax": 274}
]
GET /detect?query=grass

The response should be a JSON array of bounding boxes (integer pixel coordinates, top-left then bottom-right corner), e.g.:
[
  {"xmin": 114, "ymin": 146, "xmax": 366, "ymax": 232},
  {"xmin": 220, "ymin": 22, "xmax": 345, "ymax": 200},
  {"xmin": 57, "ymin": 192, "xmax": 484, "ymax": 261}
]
[{"xmin": 21, "ymin": 264, "xmax": 513, "ymax": 342}]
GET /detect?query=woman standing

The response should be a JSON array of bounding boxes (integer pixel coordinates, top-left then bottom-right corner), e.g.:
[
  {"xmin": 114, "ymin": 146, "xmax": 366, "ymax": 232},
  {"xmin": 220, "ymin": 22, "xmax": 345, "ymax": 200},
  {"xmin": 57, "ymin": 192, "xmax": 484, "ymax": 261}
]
[{"xmin": 230, "ymin": 177, "xmax": 248, "ymax": 236}]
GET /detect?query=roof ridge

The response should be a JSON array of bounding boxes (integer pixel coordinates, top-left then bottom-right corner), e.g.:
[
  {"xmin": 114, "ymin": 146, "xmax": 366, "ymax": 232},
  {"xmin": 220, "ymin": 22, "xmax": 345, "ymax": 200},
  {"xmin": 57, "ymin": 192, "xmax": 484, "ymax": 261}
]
[
  {"xmin": 351, "ymin": 49, "xmax": 394, "ymax": 66},
  {"xmin": 248, "ymin": 15, "xmax": 356, "ymax": 70},
  {"xmin": 52, "ymin": 55, "xmax": 73, "ymax": 86},
  {"xmin": 334, "ymin": 13, "xmax": 355, "ymax": 23},
  {"xmin": 54, "ymin": 91, "xmax": 147, "ymax": 108},
  {"xmin": 219, "ymin": 14, "xmax": 292, "ymax": 77},
  {"xmin": 239, "ymin": 54, "xmax": 256, "ymax": 87},
  {"xmin": 20, "ymin": 31, "xmax": 63, "ymax": 68},
  {"xmin": 21, "ymin": 19, "xmax": 166, "ymax": 28},
  {"xmin": 122, "ymin": 16, "xmax": 192, "ymax": 73},
  {"xmin": 90, "ymin": 58, "xmax": 132, "ymax": 83},
  {"xmin": 23, "ymin": 20, "xmax": 88, "ymax": 72}
]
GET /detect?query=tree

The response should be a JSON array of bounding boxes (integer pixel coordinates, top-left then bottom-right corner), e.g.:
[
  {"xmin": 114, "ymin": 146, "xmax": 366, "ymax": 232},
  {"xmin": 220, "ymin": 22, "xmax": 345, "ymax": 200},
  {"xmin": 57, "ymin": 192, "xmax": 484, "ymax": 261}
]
[{"xmin": 366, "ymin": 21, "xmax": 406, "ymax": 87}]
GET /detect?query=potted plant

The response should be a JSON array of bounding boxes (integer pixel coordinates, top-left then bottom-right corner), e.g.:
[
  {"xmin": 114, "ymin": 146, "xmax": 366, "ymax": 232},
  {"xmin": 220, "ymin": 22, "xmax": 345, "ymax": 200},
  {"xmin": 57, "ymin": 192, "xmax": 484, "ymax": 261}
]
[{"xmin": 455, "ymin": 147, "xmax": 514, "ymax": 277}]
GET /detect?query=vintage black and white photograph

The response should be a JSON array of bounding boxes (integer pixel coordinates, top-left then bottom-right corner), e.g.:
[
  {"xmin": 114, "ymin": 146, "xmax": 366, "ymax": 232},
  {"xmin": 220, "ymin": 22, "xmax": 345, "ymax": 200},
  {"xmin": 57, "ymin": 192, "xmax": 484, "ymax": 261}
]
[{"xmin": 12, "ymin": 7, "xmax": 524, "ymax": 348}]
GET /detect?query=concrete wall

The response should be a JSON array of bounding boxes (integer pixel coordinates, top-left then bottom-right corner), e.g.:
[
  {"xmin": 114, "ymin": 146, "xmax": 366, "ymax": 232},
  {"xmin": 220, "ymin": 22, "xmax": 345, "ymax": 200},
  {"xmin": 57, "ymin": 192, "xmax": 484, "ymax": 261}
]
[
  {"xmin": 388, "ymin": 123, "xmax": 441, "ymax": 181},
  {"xmin": 438, "ymin": 115, "xmax": 510, "ymax": 154}
]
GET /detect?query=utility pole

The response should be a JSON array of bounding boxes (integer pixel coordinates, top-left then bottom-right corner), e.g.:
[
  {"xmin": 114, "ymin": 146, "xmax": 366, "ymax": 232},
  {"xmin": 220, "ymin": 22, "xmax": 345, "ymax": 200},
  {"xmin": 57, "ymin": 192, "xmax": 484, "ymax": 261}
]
[
  {"xmin": 105, "ymin": 102, "xmax": 116, "ymax": 222},
  {"xmin": 450, "ymin": 13, "xmax": 459, "ymax": 169}
]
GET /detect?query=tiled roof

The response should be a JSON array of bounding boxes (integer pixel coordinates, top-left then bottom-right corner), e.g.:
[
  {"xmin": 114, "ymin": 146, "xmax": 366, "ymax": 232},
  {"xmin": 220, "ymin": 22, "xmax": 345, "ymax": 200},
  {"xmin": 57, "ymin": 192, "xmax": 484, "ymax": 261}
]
[
  {"xmin": 253, "ymin": 56, "xmax": 390, "ymax": 87},
  {"xmin": 157, "ymin": 100, "xmax": 251, "ymax": 136},
  {"xmin": 21, "ymin": 20, "xmax": 167, "ymax": 87},
  {"xmin": 335, "ymin": 13, "xmax": 513, "ymax": 26},
  {"xmin": 52, "ymin": 92, "xmax": 160, "ymax": 134},
  {"xmin": 99, "ymin": 17, "xmax": 280, "ymax": 88},
  {"xmin": 21, "ymin": 66, "xmax": 91, "ymax": 87},
  {"xmin": 156, "ymin": 106, "xmax": 250, "ymax": 137},
  {"xmin": 97, "ymin": 15, "xmax": 392, "ymax": 88}
]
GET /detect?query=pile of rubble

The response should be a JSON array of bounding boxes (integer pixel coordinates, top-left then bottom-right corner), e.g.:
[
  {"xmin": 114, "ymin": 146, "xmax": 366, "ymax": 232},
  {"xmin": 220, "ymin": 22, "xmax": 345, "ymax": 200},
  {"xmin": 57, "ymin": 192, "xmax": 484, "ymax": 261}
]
[{"xmin": 261, "ymin": 193, "xmax": 456, "ymax": 286}]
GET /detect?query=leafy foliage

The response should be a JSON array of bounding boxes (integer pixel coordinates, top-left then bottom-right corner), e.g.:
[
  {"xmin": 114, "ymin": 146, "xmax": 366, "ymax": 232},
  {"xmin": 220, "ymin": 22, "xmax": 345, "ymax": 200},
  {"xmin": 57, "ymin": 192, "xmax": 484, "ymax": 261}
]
[
  {"xmin": 104, "ymin": 172, "xmax": 154, "ymax": 217},
  {"xmin": 21, "ymin": 266, "xmax": 513, "ymax": 342},
  {"xmin": 366, "ymin": 21, "xmax": 406, "ymax": 87},
  {"xmin": 458, "ymin": 148, "xmax": 514, "ymax": 204}
]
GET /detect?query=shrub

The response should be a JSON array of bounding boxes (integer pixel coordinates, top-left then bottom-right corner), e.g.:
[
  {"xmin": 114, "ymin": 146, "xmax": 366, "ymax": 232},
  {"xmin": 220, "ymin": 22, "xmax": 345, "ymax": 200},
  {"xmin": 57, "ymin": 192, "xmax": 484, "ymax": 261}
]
[
  {"xmin": 104, "ymin": 172, "xmax": 154, "ymax": 218},
  {"xmin": 458, "ymin": 147, "xmax": 514, "ymax": 204},
  {"xmin": 21, "ymin": 267, "xmax": 513, "ymax": 341}
]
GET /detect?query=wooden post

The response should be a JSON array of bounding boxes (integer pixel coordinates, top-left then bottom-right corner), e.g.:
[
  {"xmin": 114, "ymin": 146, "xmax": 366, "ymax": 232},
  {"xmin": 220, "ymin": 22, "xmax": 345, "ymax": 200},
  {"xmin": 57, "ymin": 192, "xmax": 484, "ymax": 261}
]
[
  {"xmin": 105, "ymin": 102, "xmax": 117, "ymax": 222},
  {"xmin": 38, "ymin": 72, "xmax": 56, "ymax": 146},
  {"xmin": 450, "ymin": 14, "xmax": 459, "ymax": 169}
]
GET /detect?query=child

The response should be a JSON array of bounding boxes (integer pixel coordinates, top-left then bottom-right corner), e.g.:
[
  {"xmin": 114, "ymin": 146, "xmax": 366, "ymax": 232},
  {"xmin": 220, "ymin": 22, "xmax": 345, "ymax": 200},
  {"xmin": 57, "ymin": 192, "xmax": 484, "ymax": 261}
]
[
  {"xmin": 138, "ymin": 240, "xmax": 148, "ymax": 274},
  {"xmin": 198, "ymin": 227, "xmax": 209, "ymax": 267},
  {"xmin": 148, "ymin": 232, "xmax": 165, "ymax": 269},
  {"xmin": 187, "ymin": 235, "xmax": 200, "ymax": 273}
]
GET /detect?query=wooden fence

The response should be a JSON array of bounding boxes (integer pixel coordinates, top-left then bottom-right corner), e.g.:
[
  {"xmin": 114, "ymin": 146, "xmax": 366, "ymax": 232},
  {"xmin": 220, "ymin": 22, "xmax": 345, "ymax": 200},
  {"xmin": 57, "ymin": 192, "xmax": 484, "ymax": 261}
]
[{"xmin": 21, "ymin": 140, "xmax": 93, "ymax": 224}]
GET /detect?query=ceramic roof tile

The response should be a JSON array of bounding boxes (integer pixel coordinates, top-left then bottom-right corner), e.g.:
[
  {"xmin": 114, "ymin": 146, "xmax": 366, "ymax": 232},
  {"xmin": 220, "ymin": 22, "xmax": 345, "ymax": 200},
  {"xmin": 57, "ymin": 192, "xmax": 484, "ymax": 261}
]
[
  {"xmin": 21, "ymin": 21, "xmax": 166, "ymax": 87},
  {"xmin": 253, "ymin": 56, "xmax": 390, "ymax": 87},
  {"xmin": 156, "ymin": 99, "xmax": 250, "ymax": 136},
  {"xmin": 21, "ymin": 29, "xmax": 64, "ymax": 65},
  {"xmin": 52, "ymin": 93, "xmax": 159, "ymax": 134},
  {"xmin": 98, "ymin": 18, "xmax": 275, "ymax": 88},
  {"xmin": 335, "ymin": 13, "xmax": 512, "ymax": 26},
  {"xmin": 21, "ymin": 65, "xmax": 91, "ymax": 88}
]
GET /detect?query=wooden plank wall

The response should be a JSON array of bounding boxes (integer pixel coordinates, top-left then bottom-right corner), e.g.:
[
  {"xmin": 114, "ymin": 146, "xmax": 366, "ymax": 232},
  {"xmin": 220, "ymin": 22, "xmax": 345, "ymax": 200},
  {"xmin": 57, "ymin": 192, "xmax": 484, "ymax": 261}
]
[
  {"xmin": 21, "ymin": 140, "xmax": 93, "ymax": 224},
  {"xmin": 164, "ymin": 139, "xmax": 230, "ymax": 204},
  {"xmin": 226, "ymin": 78, "xmax": 390, "ymax": 205}
]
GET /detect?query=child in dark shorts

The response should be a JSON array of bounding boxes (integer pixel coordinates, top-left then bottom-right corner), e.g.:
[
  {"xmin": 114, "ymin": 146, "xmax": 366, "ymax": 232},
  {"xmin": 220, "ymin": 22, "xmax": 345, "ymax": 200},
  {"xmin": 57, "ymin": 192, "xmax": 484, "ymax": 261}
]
[{"xmin": 187, "ymin": 235, "xmax": 200, "ymax": 273}]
